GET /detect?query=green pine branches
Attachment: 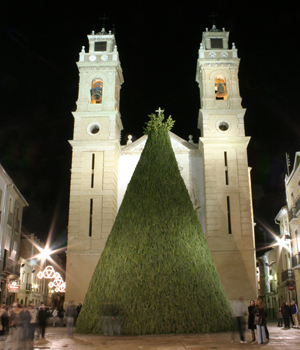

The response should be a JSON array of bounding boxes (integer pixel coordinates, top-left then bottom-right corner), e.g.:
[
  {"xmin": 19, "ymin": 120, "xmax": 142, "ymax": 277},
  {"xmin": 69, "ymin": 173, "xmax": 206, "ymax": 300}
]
[
  {"xmin": 76, "ymin": 110, "xmax": 232, "ymax": 335},
  {"xmin": 143, "ymin": 111, "xmax": 175, "ymax": 134}
]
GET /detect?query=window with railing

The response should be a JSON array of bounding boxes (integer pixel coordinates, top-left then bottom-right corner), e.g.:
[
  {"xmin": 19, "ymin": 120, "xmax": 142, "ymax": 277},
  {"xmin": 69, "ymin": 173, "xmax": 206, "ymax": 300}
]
[
  {"xmin": 281, "ymin": 269, "xmax": 295, "ymax": 282},
  {"xmin": 15, "ymin": 218, "xmax": 21, "ymax": 233},
  {"xmin": 292, "ymin": 253, "xmax": 300, "ymax": 268},
  {"xmin": 7, "ymin": 212, "xmax": 13, "ymax": 226},
  {"xmin": 296, "ymin": 196, "xmax": 300, "ymax": 214},
  {"xmin": 288, "ymin": 195, "xmax": 300, "ymax": 221},
  {"xmin": 270, "ymin": 281, "xmax": 277, "ymax": 292}
]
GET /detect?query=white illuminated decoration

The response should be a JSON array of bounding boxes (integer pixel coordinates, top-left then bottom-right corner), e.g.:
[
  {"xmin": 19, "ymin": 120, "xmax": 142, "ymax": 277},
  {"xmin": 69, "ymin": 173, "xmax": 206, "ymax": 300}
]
[{"xmin": 37, "ymin": 266, "xmax": 66, "ymax": 293}]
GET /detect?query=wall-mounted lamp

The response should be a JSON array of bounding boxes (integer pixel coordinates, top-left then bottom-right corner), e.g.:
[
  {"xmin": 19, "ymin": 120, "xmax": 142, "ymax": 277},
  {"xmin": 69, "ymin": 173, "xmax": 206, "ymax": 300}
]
[{"xmin": 31, "ymin": 270, "xmax": 35, "ymax": 273}]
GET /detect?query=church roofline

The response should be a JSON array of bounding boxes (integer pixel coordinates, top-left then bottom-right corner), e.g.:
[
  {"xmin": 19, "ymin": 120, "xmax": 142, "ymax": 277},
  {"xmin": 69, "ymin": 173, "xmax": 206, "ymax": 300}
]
[
  {"xmin": 121, "ymin": 131, "xmax": 198, "ymax": 153},
  {"xmin": 169, "ymin": 131, "xmax": 198, "ymax": 149},
  {"xmin": 88, "ymin": 28, "xmax": 114, "ymax": 39},
  {"xmin": 202, "ymin": 26, "xmax": 229, "ymax": 39}
]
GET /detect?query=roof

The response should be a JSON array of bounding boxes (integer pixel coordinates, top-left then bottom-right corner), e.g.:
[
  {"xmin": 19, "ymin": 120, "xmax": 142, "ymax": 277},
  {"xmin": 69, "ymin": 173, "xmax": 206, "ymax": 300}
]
[{"xmin": 121, "ymin": 131, "xmax": 198, "ymax": 154}]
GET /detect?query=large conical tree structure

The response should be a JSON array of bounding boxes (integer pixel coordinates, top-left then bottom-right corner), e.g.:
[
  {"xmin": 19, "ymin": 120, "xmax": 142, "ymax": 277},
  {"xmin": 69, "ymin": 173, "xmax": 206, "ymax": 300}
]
[{"xmin": 76, "ymin": 111, "xmax": 232, "ymax": 335}]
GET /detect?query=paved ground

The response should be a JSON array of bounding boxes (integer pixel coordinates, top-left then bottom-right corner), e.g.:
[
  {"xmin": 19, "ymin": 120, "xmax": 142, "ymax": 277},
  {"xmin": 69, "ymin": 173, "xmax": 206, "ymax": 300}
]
[{"xmin": 1, "ymin": 322, "xmax": 299, "ymax": 349}]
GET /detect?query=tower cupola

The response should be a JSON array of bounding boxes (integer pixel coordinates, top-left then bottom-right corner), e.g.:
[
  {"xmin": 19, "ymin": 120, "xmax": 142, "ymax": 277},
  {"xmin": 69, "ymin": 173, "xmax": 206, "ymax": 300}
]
[
  {"xmin": 196, "ymin": 25, "xmax": 241, "ymax": 110},
  {"xmin": 76, "ymin": 27, "xmax": 123, "ymax": 113}
]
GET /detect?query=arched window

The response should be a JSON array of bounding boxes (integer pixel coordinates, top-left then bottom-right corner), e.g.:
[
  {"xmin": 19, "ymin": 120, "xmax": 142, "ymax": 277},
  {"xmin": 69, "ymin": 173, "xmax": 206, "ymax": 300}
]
[
  {"xmin": 90, "ymin": 79, "xmax": 103, "ymax": 104},
  {"xmin": 215, "ymin": 76, "xmax": 227, "ymax": 100}
]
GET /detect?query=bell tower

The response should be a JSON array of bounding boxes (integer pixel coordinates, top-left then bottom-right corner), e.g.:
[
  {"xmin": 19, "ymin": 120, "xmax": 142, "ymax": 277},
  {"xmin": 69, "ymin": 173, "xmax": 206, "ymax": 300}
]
[
  {"xmin": 196, "ymin": 25, "xmax": 257, "ymax": 301},
  {"xmin": 66, "ymin": 28, "xmax": 124, "ymax": 303}
]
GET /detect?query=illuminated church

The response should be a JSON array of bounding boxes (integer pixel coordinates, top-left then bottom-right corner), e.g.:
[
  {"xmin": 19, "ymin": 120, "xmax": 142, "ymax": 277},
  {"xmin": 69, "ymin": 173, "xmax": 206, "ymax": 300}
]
[{"xmin": 65, "ymin": 25, "xmax": 257, "ymax": 304}]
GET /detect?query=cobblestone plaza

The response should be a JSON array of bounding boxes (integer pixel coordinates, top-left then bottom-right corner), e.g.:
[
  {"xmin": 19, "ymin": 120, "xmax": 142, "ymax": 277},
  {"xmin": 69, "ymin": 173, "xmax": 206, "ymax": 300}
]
[{"xmin": 1, "ymin": 322, "xmax": 298, "ymax": 350}]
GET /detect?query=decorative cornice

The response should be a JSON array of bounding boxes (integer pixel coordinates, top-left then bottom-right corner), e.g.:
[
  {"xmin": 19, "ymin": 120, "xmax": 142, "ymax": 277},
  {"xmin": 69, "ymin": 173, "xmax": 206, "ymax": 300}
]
[{"xmin": 69, "ymin": 139, "xmax": 121, "ymax": 152}]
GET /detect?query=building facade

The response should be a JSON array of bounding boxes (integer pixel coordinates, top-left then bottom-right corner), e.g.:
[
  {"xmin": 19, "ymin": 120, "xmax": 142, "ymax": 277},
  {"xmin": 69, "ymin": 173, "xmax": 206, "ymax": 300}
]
[
  {"xmin": 257, "ymin": 248, "xmax": 281, "ymax": 319},
  {"xmin": 0, "ymin": 164, "xmax": 28, "ymax": 305},
  {"xmin": 257, "ymin": 205, "xmax": 298, "ymax": 320},
  {"xmin": 18, "ymin": 234, "xmax": 64, "ymax": 308},
  {"xmin": 274, "ymin": 206, "xmax": 297, "ymax": 308},
  {"xmin": 257, "ymin": 153, "xmax": 300, "ymax": 321},
  {"xmin": 65, "ymin": 25, "xmax": 257, "ymax": 304},
  {"xmin": 196, "ymin": 26, "xmax": 257, "ymax": 301},
  {"xmin": 285, "ymin": 152, "xmax": 300, "ymax": 300}
]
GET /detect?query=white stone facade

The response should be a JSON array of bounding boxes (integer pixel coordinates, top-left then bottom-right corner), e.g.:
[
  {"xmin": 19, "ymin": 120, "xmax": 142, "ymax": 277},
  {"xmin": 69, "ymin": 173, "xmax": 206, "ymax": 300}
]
[
  {"xmin": 66, "ymin": 26, "xmax": 257, "ymax": 305},
  {"xmin": 0, "ymin": 164, "xmax": 28, "ymax": 305},
  {"xmin": 283, "ymin": 153, "xmax": 300, "ymax": 305},
  {"xmin": 257, "ymin": 153, "xmax": 300, "ymax": 320},
  {"xmin": 196, "ymin": 27, "xmax": 257, "ymax": 301}
]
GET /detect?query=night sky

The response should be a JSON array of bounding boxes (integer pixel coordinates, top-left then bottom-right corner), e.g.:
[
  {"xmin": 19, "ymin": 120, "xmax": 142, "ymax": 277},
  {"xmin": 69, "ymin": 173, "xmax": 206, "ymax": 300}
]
[{"xmin": 1, "ymin": 2, "xmax": 299, "ymax": 254}]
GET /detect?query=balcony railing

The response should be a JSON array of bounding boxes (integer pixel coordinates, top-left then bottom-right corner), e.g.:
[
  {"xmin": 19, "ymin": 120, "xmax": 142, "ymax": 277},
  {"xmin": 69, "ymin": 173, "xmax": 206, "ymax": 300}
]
[
  {"xmin": 15, "ymin": 219, "xmax": 21, "ymax": 233},
  {"xmin": 281, "ymin": 269, "xmax": 295, "ymax": 283},
  {"xmin": 292, "ymin": 253, "xmax": 300, "ymax": 268},
  {"xmin": 2, "ymin": 256, "xmax": 20, "ymax": 277},
  {"xmin": 270, "ymin": 281, "xmax": 277, "ymax": 292},
  {"xmin": 288, "ymin": 196, "xmax": 300, "ymax": 222}
]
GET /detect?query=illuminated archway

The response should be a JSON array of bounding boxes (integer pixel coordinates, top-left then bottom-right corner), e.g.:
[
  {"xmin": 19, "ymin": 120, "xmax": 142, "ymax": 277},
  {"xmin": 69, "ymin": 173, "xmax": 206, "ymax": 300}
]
[{"xmin": 215, "ymin": 75, "xmax": 227, "ymax": 100}]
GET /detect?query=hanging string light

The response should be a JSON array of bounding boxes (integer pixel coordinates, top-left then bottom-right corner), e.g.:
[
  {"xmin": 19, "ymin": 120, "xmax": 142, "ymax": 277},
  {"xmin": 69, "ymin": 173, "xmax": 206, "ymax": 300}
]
[{"xmin": 37, "ymin": 265, "xmax": 66, "ymax": 292}]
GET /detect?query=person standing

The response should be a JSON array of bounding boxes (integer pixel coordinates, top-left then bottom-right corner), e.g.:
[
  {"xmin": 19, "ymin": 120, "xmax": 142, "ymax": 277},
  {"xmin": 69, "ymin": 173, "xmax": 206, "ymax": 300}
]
[
  {"xmin": 75, "ymin": 303, "xmax": 82, "ymax": 325},
  {"xmin": 282, "ymin": 302, "xmax": 291, "ymax": 329},
  {"xmin": 277, "ymin": 308, "xmax": 283, "ymax": 327},
  {"xmin": 248, "ymin": 300, "xmax": 256, "ymax": 342},
  {"xmin": 66, "ymin": 301, "xmax": 76, "ymax": 338},
  {"xmin": 253, "ymin": 298, "xmax": 268, "ymax": 344},
  {"xmin": 28, "ymin": 304, "xmax": 38, "ymax": 341},
  {"xmin": 9, "ymin": 303, "xmax": 23, "ymax": 350},
  {"xmin": 230, "ymin": 301, "xmax": 237, "ymax": 343},
  {"xmin": 0, "ymin": 304, "xmax": 8, "ymax": 337},
  {"xmin": 235, "ymin": 297, "xmax": 247, "ymax": 343},
  {"xmin": 58, "ymin": 307, "xmax": 65, "ymax": 327},
  {"xmin": 265, "ymin": 322, "xmax": 270, "ymax": 343},
  {"xmin": 20, "ymin": 306, "xmax": 31, "ymax": 350},
  {"xmin": 52, "ymin": 308, "xmax": 58, "ymax": 327},
  {"xmin": 291, "ymin": 300, "xmax": 298, "ymax": 327},
  {"xmin": 38, "ymin": 303, "xmax": 48, "ymax": 338},
  {"xmin": 76, "ymin": 303, "xmax": 82, "ymax": 317}
]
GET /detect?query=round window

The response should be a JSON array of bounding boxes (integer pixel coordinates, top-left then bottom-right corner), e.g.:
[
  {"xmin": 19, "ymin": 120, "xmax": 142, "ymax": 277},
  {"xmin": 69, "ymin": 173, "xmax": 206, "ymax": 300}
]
[
  {"xmin": 87, "ymin": 122, "xmax": 101, "ymax": 136},
  {"xmin": 218, "ymin": 121, "xmax": 229, "ymax": 132}
]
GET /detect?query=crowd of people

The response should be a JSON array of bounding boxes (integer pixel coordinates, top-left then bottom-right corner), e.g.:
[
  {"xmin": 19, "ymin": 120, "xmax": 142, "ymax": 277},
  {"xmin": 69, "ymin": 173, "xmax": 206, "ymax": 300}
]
[
  {"xmin": 0, "ymin": 301, "xmax": 83, "ymax": 350},
  {"xmin": 1, "ymin": 298, "xmax": 299, "ymax": 347},
  {"xmin": 277, "ymin": 300, "xmax": 299, "ymax": 329},
  {"xmin": 232, "ymin": 297, "xmax": 299, "ymax": 345}
]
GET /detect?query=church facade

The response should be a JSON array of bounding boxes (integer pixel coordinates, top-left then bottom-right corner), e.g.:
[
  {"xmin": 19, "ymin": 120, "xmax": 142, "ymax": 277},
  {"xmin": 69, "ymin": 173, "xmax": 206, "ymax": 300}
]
[{"xmin": 65, "ymin": 25, "xmax": 257, "ymax": 304}]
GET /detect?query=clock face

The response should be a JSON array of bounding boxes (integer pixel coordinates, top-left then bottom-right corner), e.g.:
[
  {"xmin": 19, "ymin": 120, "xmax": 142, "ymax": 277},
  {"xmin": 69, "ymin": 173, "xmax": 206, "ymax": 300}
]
[
  {"xmin": 89, "ymin": 55, "xmax": 96, "ymax": 62},
  {"xmin": 101, "ymin": 54, "xmax": 108, "ymax": 61},
  {"xmin": 209, "ymin": 52, "xmax": 216, "ymax": 58}
]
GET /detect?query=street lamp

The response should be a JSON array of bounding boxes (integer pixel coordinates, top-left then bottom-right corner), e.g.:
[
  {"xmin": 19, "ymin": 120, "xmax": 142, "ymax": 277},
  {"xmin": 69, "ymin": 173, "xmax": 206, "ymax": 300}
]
[{"xmin": 38, "ymin": 247, "xmax": 52, "ymax": 263}]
